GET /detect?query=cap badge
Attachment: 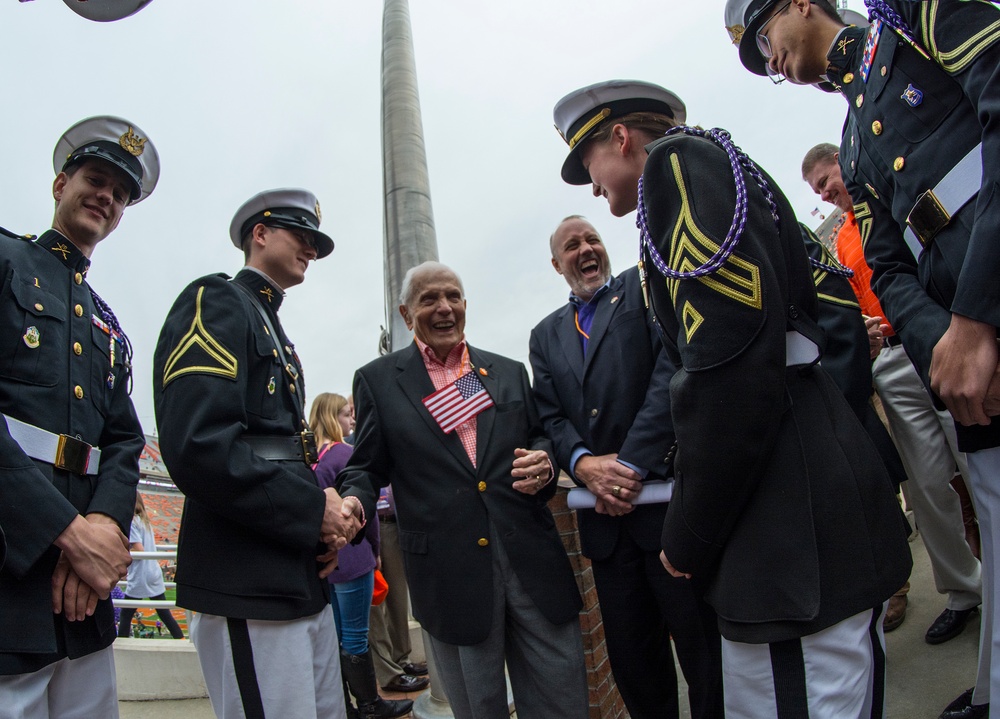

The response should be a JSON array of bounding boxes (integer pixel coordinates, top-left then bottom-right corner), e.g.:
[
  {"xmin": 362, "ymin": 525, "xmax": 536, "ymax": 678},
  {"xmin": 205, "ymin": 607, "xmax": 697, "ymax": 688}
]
[
  {"xmin": 23, "ymin": 326, "xmax": 40, "ymax": 349},
  {"xmin": 119, "ymin": 127, "xmax": 146, "ymax": 157},
  {"xmin": 314, "ymin": 201, "xmax": 322, "ymax": 223},
  {"xmin": 727, "ymin": 24, "xmax": 745, "ymax": 45}
]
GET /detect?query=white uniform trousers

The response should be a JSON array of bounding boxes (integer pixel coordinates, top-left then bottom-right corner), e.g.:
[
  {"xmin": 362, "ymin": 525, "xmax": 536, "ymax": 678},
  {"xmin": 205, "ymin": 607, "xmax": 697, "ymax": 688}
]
[
  {"xmin": 0, "ymin": 645, "xmax": 117, "ymax": 719},
  {"xmin": 873, "ymin": 343, "xmax": 982, "ymax": 610},
  {"xmin": 721, "ymin": 605, "xmax": 887, "ymax": 719},
  {"xmin": 190, "ymin": 608, "xmax": 345, "ymax": 719},
  {"xmin": 967, "ymin": 446, "xmax": 1000, "ymax": 707}
]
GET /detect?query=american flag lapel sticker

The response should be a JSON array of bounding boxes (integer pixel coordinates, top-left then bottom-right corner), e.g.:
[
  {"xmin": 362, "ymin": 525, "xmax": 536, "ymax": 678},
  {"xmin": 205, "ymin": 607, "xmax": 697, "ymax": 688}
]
[{"xmin": 422, "ymin": 370, "xmax": 495, "ymax": 434}]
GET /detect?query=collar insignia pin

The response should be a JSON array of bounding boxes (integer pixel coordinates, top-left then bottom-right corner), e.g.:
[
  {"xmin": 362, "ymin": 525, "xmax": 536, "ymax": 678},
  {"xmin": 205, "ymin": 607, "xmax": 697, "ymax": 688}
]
[{"xmin": 837, "ymin": 36, "xmax": 856, "ymax": 55}]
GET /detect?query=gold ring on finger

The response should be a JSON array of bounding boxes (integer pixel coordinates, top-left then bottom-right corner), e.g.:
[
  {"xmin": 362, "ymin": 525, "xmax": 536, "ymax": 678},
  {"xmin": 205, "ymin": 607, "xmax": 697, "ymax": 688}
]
[{"xmin": 612, "ymin": 485, "xmax": 622, "ymax": 497}]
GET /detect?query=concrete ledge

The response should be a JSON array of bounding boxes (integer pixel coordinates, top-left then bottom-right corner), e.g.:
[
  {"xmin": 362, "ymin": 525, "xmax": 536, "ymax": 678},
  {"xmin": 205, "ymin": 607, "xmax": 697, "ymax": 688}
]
[
  {"xmin": 114, "ymin": 638, "xmax": 208, "ymax": 700},
  {"xmin": 115, "ymin": 620, "xmax": 421, "ymax": 702}
]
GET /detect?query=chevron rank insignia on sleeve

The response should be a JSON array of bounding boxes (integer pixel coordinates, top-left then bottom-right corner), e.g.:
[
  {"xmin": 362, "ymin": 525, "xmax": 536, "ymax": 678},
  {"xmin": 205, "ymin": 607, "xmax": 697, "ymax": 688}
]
[{"xmin": 162, "ymin": 286, "xmax": 238, "ymax": 387}]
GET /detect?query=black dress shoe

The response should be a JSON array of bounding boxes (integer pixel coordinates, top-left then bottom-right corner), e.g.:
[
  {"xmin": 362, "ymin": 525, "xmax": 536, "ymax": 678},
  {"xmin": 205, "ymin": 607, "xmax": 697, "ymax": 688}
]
[
  {"xmin": 939, "ymin": 687, "xmax": 989, "ymax": 719},
  {"xmin": 402, "ymin": 661, "xmax": 428, "ymax": 676},
  {"xmin": 926, "ymin": 607, "xmax": 978, "ymax": 645},
  {"xmin": 382, "ymin": 673, "xmax": 430, "ymax": 693}
]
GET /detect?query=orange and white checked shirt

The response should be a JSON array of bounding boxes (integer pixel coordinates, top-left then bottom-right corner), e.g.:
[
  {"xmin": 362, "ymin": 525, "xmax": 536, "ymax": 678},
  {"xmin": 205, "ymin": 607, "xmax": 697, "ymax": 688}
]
[{"xmin": 415, "ymin": 337, "xmax": 478, "ymax": 467}]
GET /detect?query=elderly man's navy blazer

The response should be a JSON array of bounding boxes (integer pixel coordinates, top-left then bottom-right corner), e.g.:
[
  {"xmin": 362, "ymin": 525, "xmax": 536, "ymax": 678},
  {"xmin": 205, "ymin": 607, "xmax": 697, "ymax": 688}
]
[{"xmin": 338, "ymin": 343, "xmax": 582, "ymax": 646}]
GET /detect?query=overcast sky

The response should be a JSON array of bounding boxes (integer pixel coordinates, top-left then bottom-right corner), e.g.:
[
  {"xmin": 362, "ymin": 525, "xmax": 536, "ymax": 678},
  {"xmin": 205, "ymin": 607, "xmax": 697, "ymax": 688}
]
[{"xmin": 2, "ymin": 1, "xmax": 856, "ymax": 433}]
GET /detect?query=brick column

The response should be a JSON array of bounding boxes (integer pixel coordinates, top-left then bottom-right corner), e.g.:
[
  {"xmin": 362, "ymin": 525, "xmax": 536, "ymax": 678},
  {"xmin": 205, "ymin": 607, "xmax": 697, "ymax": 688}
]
[{"xmin": 549, "ymin": 479, "xmax": 628, "ymax": 719}]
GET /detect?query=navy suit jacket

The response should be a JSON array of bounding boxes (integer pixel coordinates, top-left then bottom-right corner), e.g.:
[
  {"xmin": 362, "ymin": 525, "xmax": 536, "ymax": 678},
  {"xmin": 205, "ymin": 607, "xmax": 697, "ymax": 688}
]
[
  {"xmin": 338, "ymin": 342, "xmax": 582, "ymax": 646},
  {"xmin": 529, "ymin": 268, "xmax": 676, "ymax": 561}
]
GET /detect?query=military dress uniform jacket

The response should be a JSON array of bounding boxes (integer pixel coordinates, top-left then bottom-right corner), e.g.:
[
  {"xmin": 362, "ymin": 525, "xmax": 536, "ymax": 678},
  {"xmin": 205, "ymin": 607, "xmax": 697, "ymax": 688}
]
[
  {"xmin": 640, "ymin": 134, "xmax": 912, "ymax": 644},
  {"xmin": 828, "ymin": 1, "xmax": 1000, "ymax": 451},
  {"xmin": 0, "ymin": 230, "xmax": 144, "ymax": 674},
  {"xmin": 802, "ymin": 228, "xmax": 872, "ymax": 414},
  {"xmin": 528, "ymin": 267, "xmax": 676, "ymax": 561},
  {"xmin": 152, "ymin": 268, "xmax": 329, "ymax": 621},
  {"xmin": 803, "ymin": 228, "xmax": 909, "ymax": 488},
  {"xmin": 337, "ymin": 343, "xmax": 582, "ymax": 646}
]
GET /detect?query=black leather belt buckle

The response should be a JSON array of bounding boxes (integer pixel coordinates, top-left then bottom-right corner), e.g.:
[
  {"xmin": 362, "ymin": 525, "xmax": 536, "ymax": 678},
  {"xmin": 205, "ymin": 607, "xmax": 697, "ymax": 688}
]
[
  {"xmin": 55, "ymin": 434, "xmax": 92, "ymax": 475},
  {"xmin": 300, "ymin": 431, "xmax": 318, "ymax": 466},
  {"xmin": 906, "ymin": 189, "xmax": 951, "ymax": 248}
]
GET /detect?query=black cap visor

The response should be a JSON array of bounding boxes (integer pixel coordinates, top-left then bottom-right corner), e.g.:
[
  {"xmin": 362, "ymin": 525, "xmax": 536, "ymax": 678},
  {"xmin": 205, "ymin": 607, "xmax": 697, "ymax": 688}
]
[
  {"xmin": 63, "ymin": 141, "xmax": 143, "ymax": 202},
  {"xmin": 561, "ymin": 97, "xmax": 679, "ymax": 185},
  {"xmin": 739, "ymin": 0, "xmax": 782, "ymax": 76},
  {"xmin": 241, "ymin": 209, "xmax": 334, "ymax": 258}
]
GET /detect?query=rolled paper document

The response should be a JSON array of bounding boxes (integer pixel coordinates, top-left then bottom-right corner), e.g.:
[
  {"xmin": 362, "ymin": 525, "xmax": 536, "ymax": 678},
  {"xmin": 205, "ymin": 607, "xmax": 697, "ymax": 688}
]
[{"xmin": 566, "ymin": 479, "xmax": 674, "ymax": 509}]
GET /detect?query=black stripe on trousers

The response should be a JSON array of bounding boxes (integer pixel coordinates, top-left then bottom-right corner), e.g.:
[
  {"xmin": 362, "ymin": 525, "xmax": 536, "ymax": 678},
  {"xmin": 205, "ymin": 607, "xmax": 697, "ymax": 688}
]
[
  {"xmin": 768, "ymin": 607, "xmax": 885, "ymax": 719},
  {"xmin": 227, "ymin": 617, "xmax": 266, "ymax": 719},
  {"xmin": 770, "ymin": 638, "xmax": 808, "ymax": 719},
  {"xmin": 868, "ymin": 607, "xmax": 885, "ymax": 719}
]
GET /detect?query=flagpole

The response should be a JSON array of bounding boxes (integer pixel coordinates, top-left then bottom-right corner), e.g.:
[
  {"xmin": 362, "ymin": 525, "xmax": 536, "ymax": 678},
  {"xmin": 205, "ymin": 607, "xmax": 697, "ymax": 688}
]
[{"xmin": 381, "ymin": 0, "xmax": 439, "ymax": 356}]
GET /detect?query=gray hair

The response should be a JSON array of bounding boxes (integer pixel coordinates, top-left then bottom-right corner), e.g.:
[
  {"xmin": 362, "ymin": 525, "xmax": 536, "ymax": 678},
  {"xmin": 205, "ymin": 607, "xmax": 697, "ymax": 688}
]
[{"xmin": 399, "ymin": 261, "xmax": 464, "ymax": 307}]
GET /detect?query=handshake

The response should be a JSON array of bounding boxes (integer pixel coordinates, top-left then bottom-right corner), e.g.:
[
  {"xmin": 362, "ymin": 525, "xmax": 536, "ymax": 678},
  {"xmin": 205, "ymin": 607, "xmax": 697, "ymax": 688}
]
[{"xmin": 316, "ymin": 488, "xmax": 365, "ymax": 579}]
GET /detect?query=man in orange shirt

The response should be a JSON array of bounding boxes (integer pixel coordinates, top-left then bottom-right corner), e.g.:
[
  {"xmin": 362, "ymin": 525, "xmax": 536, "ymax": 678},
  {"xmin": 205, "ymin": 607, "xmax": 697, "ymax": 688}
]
[{"xmin": 804, "ymin": 143, "xmax": 982, "ymax": 648}]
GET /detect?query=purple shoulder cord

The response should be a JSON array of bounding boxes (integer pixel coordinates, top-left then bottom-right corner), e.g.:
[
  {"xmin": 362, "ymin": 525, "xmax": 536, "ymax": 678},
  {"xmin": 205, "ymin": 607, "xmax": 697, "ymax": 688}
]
[{"xmin": 636, "ymin": 126, "xmax": 852, "ymax": 279}]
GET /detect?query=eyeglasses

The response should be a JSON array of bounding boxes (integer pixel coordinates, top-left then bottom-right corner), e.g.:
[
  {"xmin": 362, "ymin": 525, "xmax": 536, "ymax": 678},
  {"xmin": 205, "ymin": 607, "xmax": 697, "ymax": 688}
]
[{"xmin": 756, "ymin": 1, "xmax": 792, "ymax": 83}]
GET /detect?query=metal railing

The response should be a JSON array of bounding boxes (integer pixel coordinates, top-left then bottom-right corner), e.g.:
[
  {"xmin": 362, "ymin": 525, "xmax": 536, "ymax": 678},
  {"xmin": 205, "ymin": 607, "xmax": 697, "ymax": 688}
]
[{"xmin": 114, "ymin": 546, "xmax": 181, "ymax": 611}]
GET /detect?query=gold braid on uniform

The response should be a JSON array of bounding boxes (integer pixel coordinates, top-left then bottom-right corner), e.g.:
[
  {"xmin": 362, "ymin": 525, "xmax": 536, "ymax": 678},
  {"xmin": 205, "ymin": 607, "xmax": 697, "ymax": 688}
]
[
  {"xmin": 662, "ymin": 152, "xmax": 763, "ymax": 314},
  {"xmin": 853, "ymin": 202, "xmax": 874, "ymax": 251},
  {"xmin": 162, "ymin": 286, "xmax": 239, "ymax": 387},
  {"xmin": 920, "ymin": 0, "xmax": 1000, "ymax": 73}
]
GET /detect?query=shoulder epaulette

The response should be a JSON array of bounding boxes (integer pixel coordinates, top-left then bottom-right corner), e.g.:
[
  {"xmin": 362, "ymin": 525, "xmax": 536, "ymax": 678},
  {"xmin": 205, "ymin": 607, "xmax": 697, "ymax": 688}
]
[{"xmin": 0, "ymin": 226, "xmax": 34, "ymax": 241}]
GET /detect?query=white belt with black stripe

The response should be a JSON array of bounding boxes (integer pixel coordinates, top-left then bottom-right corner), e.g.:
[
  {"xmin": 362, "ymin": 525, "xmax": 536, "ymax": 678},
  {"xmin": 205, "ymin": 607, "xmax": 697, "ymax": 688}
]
[{"xmin": 2, "ymin": 413, "xmax": 101, "ymax": 475}]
